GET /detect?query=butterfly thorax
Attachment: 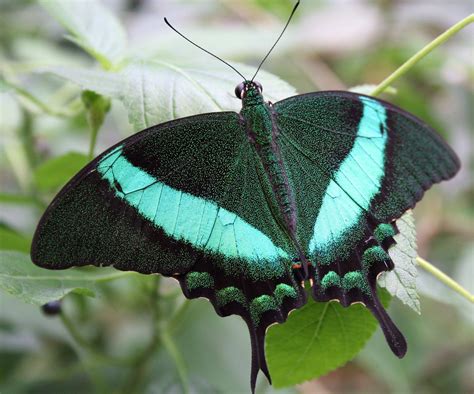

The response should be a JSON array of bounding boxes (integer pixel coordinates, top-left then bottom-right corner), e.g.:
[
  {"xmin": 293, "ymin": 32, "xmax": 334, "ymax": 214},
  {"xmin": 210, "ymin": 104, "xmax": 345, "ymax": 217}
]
[{"xmin": 240, "ymin": 88, "xmax": 298, "ymax": 244}]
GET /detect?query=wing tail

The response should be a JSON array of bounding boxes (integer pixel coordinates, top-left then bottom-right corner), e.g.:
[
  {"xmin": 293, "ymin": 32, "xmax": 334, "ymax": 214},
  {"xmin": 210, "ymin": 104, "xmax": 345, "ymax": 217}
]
[
  {"xmin": 249, "ymin": 324, "xmax": 271, "ymax": 393},
  {"xmin": 366, "ymin": 292, "xmax": 407, "ymax": 357}
]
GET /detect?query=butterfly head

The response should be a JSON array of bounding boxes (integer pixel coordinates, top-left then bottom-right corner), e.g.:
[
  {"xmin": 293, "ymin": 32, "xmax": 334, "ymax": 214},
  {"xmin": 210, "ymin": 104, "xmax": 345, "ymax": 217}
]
[{"xmin": 235, "ymin": 81, "xmax": 263, "ymax": 105}]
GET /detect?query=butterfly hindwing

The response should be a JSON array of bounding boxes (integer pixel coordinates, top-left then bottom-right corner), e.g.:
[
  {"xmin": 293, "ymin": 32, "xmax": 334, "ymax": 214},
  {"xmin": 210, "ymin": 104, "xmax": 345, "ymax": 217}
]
[
  {"xmin": 274, "ymin": 91, "xmax": 459, "ymax": 355},
  {"xmin": 31, "ymin": 111, "xmax": 306, "ymax": 390}
]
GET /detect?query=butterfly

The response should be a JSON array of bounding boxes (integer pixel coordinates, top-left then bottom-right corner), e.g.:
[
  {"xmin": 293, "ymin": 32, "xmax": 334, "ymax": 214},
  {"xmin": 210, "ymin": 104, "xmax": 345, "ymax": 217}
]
[{"xmin": 30, "ymin": 2, "xmax": 460, "ymax": 392}]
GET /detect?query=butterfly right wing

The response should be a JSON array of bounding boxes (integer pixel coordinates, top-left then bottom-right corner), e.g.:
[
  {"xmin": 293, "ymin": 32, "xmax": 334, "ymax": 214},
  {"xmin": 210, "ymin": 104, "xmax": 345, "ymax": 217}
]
[{"xmin": 274, "ymin": 91, "xmax": 459, "ymax": 357}]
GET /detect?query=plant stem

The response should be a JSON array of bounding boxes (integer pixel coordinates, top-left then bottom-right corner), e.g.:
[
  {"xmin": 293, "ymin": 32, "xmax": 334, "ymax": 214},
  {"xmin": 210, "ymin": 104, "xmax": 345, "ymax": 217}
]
[
  {"xmin": 88, "ymin": 126, "xmax": 99, "ymax": 161},
  {"xmin": 60, "ymin": 312, "xmax": 108, "ymax": 392},
  {"xmin": 417, "ymin": 257, "xmax": 474, "ymax": 303},
  {"xmin": 60, "ymin": 312, "xmax": 92, "ymax": 350},
  {"xmin": 121, "ymin": 276, "xmax": 162, "ymax": 393},
  {"xmin": 161, "ymin": 329, "xmax": 189, "ymax": 394},
  {"xmin": 18, "ymin": 111, "xmax": 38, "ymax": 170},
  {"xmin": 4, "ymin": 79, "xmax": 77, "ymax": 117},
  {"xmin": 167, "ymin": 299, "xmax": 191, "ymax": 334},
  {"xmin": 60, "ymin": 311, "xmax": 131, "ymax": 366},
  {"xmin": 370, "ymin": 14, "xmax": 474, "ymax": 97}
]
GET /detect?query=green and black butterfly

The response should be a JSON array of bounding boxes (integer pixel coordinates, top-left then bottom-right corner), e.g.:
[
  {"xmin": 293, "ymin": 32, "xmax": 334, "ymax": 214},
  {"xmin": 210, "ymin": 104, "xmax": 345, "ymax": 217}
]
[{"xmin": 31, "ymin": 2, "xmax": 460, "ymax": 392}]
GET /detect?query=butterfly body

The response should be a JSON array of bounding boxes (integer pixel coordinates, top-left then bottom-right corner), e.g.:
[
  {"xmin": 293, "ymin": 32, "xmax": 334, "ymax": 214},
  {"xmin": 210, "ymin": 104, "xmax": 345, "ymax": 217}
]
[
  {"xmin": 240, "ymin": 83, "xmax": 300, "ymax": 255},
  {"xmin": 31, "ymin": 80, "xmax": 460, "ymax": 392}
]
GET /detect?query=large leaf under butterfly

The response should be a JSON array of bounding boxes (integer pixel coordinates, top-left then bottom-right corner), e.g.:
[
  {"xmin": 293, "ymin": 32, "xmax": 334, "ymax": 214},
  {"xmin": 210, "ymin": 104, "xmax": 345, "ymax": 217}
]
[{"xmin": 31, "ymin": 81, "xmax": 459, "ymax": 391}]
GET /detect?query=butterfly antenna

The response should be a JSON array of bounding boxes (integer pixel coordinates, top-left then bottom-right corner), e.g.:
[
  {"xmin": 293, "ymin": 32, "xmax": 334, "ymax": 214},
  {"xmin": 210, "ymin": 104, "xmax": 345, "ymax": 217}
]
[
  {"xmin": 164, "ymin": 17, "xmax": 247, "ymax": 81},
  {"xmin": 250, "ymin": 0, "xmax": 300, "ymax": 82}
]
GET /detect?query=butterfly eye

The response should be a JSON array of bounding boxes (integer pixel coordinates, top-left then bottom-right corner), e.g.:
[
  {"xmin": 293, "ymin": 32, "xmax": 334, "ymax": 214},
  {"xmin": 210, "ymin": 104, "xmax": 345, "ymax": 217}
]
[
  {"xmin": 235, "ymin": 82, "xmax": 245, "ymax": 99},
  {"xmin": 254, "ymin": 81, "xmax": 263, "ymax": 93}
]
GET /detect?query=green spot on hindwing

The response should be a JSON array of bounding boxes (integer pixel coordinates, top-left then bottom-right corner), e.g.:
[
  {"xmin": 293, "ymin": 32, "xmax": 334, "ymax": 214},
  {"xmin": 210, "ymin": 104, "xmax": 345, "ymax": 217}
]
[
  {"xmin": 250, "ymin": 295, "xmax": 278, "ymax": 325},
  {"xmin": 342, "ymin": 271, "xmax": 369, "ymax": 294},
  {"xmin": 204, "ymin": 282, "xmax": 299, "ymax": 326},
  {"xmin": 274, "ymin": 283, "xmax": 298, "ymax": 306},
  {"xmin": 185, "ymin": 271, "xmax": 214, "ymax": 290},
  {"xmin": 319, "ymin": 268, "xmax": 373, "ymax": 296},
  {"xmin": 362, "ymin": 246, "xmax": 390, "ymax": 269},
  {"xmin": 216, "ymin": 286, "xmax": 247, "ymax": 309},
  {"xmin": 374, "ymin": 223, "xmax": 396, "ymax": 244},
  {"xmin": 321, "ymin": 271, "xmax": 341, "ymax": 289}
]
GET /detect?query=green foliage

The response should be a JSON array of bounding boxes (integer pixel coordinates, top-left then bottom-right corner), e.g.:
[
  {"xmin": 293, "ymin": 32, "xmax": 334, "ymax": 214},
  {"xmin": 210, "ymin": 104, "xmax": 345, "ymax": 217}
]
[
  {"xmin": 45, "ymin": 61, "xmax": 296, "ymax": 130},
  {"xmin": 0, "ymin": 193, "xmax": 37, "ymax": 205},
  {"xmin": 0, "ymin": 226, "xmax": 30, "ymax": 252},
  {"xmin": 39, "ymin": 0, "xmax": 126, "ymax": 69},
  {"xmin": 34, "ymin": 152, "xmax": 89, "ymax": 191},
  {"xmin": 266, "ymin": 289, "xmax": 390, "ymax": 387},
  {"xmin": 0, "ymin": 251, "xmax": 133, "ymax": 305}
]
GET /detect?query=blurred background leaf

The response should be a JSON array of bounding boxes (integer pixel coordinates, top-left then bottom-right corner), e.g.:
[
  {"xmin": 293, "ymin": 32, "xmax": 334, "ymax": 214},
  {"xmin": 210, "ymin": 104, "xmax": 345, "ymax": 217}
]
[
  {"xmin": 0, "ymin": 251, "xmax": 133, "ymax": 305},
  {"xmin": 39, "ymin": 0, "xmax": 127, "ymax": 68},
  {"xmin": 33, "ymin": 151, "xmax": 88, "ymax": 191}
]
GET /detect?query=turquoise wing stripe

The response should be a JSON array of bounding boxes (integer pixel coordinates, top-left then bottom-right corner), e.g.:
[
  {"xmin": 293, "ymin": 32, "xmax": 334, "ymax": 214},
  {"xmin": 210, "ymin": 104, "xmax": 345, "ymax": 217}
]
[
  {"xmin": 309, "ymin": 97, "xmax": 388, "ymax": 253},
  {"xmin": 97, "ymin": 146, "xmax": 289, "ymax": 264}
]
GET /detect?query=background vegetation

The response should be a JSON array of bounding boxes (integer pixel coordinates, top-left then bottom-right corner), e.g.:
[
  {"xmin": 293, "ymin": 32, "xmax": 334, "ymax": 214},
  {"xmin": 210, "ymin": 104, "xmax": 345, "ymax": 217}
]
[{"xmin": 0, "ymin": 1, "xmax": 472, "ymax": 393}]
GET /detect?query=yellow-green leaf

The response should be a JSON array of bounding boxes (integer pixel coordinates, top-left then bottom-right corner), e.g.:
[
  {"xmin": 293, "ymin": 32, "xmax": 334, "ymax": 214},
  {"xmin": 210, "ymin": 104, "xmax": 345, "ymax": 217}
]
[{"xmin": 34, "ymin": 152, "xmax": 88, "ymax": 191}]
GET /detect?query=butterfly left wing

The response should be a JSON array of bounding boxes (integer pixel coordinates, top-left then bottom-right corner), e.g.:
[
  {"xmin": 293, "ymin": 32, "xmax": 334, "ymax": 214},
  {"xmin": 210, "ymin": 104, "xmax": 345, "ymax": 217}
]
[
  {"xmin": 273, "ymin": 91, "xmax": 459, "ymax": 357},
  {"xmin": 31, "ymin": 111, "xmax": 306, "ymax": 391}
]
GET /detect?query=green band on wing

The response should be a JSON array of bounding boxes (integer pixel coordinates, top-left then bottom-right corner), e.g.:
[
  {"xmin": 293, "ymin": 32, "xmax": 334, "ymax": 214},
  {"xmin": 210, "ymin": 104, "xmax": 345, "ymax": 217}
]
[
  {"xmin": 97, "ymin": 146, "xmax": 289, "ymax": 277},
  {"xmin": 309, "ymin": 97, "xmax": 388, "ymax": 256}
]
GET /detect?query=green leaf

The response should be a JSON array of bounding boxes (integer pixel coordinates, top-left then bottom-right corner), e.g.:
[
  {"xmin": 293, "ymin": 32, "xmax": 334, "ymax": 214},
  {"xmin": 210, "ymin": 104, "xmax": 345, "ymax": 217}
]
[
  {"xmin": 1, "ymin": 91, "xmax": 31, "ymax": 190},
  {"xmin": 266, "ymin": 290, "xmax": 390, "ymax": 388},
  {"xmin": 0, "ymin": 75, "xmax": 10, "ymax": 92},
  {"xmin": 0, "ymin": 251, "xmax": 132, "ymax": 305},
  {"xmin": 0, "ymin": 193, "xmax": 37, "ymax": 205},
  {"xmin": 34, "ymin": 152, "xmax": 88, "ymax": 191},
  {"xmin": 0, "ymin": 226, "xmax": 31, "ymax": 253},
  {"xmin": 44, "ymin": 61, "xmax": 297, "ymax": 130},
  {"xmin": 378, "ymin": 211, "xmax": 420, "ymax": 314},
  {"xmin": 39, "ymin": 0, "xmax": 126, "ymax": 69}
]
